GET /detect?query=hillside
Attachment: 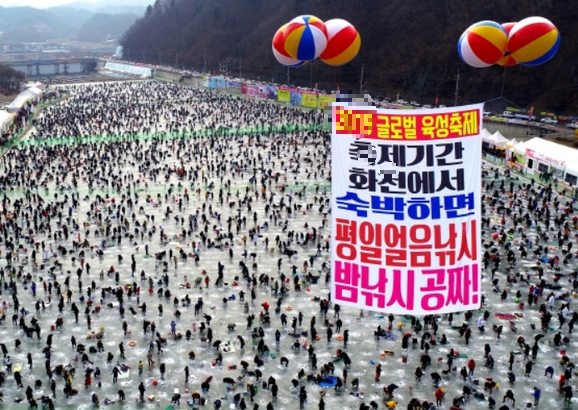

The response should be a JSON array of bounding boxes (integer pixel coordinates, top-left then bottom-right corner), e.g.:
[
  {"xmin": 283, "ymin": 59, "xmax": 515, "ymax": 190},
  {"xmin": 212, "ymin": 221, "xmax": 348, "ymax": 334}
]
[
  {"xmin": 0, "ymin": 6, "xmax": 80, "ymax": 42},
  {"xmin": 64, "ymin": 0, "xmax": 150, "ymax": 15},
  {"xmin": 119, "ymin": 0, "xmax": 578, "ymax": 113},
  {"xmin": 0, "ymin": 4, "xmax": 144, "ymax": 43},
  {"xmin": 77, "ymin": 13, "xmax": 139, "ymax": 43}
]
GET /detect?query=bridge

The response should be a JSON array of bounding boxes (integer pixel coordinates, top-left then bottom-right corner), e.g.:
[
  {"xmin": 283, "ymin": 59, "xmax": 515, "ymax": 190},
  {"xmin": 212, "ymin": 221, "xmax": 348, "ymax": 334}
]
[{"xmin": 4, "ymin": 58, "xmax": 99, "ymax": 77}]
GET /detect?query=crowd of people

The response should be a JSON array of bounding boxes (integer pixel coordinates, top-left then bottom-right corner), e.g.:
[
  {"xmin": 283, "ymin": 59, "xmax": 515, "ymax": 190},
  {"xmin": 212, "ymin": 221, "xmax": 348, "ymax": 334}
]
[{"xmin": 0, "ymin": 79, "xmax": 576, "ymax": 410}]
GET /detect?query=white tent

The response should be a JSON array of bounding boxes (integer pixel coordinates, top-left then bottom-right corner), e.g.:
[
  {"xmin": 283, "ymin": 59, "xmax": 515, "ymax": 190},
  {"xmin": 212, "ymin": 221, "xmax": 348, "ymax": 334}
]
[
  {"xmin": 513, "ymin": 137, "xmax": 578, "ymax": 177},
  {"xmin": 0, "ymin": 110, "xmax": 13, "ymax": 133},
  {"xmin": 6, "ymin": 87, "xmax": 43, "ymax": 113},
  {"xmin": 482, "ymin": 129, "xmax": 510, "ymax": 147},
  {"xmin": 513, "ymin": 139, "xmax": 528, "ymax": 156},
  {"xmin": 492, "ymin": 131, "xmax": 510, "ymax": 146},
  {"xmin": 481, "ymin": 128, "xmax": 493, "ymax": 143},
  {"xmin": 22, "ymin": 81, "xmax": 44, "ymax": 90},
  {"xmin": 27, "ymin": 87, "xmax": 43, "ymax": 99}
]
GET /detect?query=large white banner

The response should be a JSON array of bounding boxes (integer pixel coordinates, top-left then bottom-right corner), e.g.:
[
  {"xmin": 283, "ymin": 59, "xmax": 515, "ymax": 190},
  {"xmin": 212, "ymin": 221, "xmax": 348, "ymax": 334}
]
[{"xmin": 330, "ymin": 104, "xmax": 483, "ymax": 314}]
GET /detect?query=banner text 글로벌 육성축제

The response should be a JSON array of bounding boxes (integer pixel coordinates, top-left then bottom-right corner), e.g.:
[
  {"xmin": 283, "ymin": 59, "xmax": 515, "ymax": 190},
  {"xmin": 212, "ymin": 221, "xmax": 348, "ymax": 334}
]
[{"xmin": 330, "ymin": 104, "xmax": 482, "ymax": 314}]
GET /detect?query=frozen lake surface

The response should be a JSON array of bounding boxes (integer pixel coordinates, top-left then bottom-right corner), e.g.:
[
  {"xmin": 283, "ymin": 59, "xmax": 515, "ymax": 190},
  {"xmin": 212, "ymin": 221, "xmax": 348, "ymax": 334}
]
[{"xmin": 0, "ymin": 81, "xmax": 576, "ymax": 410}]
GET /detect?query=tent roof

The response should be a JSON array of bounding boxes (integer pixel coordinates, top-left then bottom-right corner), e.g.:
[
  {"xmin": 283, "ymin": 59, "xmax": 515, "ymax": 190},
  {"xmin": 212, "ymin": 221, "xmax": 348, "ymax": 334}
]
[
  {"xmin": 28, "ymin": 87, "xmax": 43, "ymax": 96},
  {"xmin": 482, "ymin": 129, "xmax": 510, "ymax": 146},
  {"xmin": 492, "ymin": 131, "xmax": 509, "ymax": 144},
  {"xmin": 6, "ymin": 89, "xmax": 39, "ymax": 112},
  {"xmin": 23, "ymin": 81, "xmax": 45, "ymax": 90},
  {"xmin": 481, "ymin": 128, "xmax": 493, "ymax": 143},
  {"xmin": 515, "ymin": 138, "xmax": 578, "ymax": 175}
]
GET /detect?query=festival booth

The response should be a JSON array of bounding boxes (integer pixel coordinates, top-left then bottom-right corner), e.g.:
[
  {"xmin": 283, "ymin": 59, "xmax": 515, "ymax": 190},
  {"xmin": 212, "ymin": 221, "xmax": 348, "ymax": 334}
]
[
  {"xmin": 209, "ymin": 77, "xmax": 335, "ymax": 110},
  {"xmin": 208, "ymin": 77, "xmax": 227, "ymax": 89},
  {"xmin": 481, "ymin": 128, "xmax": 493, "ymax": 143},
  {"xmin": 505, "ymin": 138, "xmax": 519, "ymax": 166},
  {"xmin": 514, "ymin": 137, "xmax": 578, "ymax": 188},
  {"xmin": 482, "ymin": 129, "xmax": 509, "ymax": 162}
]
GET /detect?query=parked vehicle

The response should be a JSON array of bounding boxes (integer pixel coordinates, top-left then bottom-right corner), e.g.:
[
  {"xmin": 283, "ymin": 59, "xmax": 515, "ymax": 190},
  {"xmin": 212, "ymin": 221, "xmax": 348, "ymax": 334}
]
[{"xmin": 540, "ymin": 117, "xmax": 558, "ymax": 124}]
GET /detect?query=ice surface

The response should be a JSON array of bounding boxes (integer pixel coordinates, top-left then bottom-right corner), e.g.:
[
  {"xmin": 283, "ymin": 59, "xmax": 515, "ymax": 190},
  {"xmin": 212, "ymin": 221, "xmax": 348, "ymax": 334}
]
[{"xmin": 0, "ymin": 81, "xmax": 575, "ymax": 410}]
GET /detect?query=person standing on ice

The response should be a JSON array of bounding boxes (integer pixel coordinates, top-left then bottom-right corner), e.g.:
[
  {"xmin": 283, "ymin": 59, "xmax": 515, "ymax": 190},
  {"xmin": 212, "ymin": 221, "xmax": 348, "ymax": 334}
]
[
  {"xmin": 434, "ymin": 387, "xmax": 445, "ymax": 406},
  {"xmin": 375, "ymin": 363, "xmax": 382, "ymax": 382},
  {"xmin": 112, "ymin": 366, "xmax": 120, "ymax": 384},
  {"xmin": 138, "ymin": 382, "xmax": 145, "ymax": 402},
  {"xmin": 533, "ymin": 387, "xmax": 541, "ymax": 406},
  {"xmin": 467, "ymin": 359, "xmax": 476, "ymax": 377},
  {"xmin": 525, "ymin": 361, "xmax": 534, "ymax": 377}
]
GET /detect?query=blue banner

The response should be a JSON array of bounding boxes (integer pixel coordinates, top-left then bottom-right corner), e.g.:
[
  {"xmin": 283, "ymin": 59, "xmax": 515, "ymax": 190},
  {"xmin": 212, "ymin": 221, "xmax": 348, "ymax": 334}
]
[
  {"xmin": 290, "ymin": 90, "xmax": 302, "ymax": 106},
  {"xmin": 266, "ymin": 86, "xmax": 278, "ymax": 100}
]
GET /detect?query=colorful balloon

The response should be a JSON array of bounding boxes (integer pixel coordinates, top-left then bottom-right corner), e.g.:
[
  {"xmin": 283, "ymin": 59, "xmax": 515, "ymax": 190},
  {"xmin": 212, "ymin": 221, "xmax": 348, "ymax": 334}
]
[
  {"xmin": 457, "ymin": 20, "xmax": 508, "ymax": 68},
  {"xmin": 496, "ymin": 22, "xmax": 518, "ymax": 67},
  {"xmin": 320, "ymin": 19, "xmax": 361, "ymax": 66},
  {"xmin": 272, "ymin": 23, "xmax": 305, "ymax": 67},
  {"xmin": 283, "ymin": 15, "xmax": 328, "ymax": 61},
  {"xmin": 508, "ymin": 16, "xmax": 560, "ymax": 66}
]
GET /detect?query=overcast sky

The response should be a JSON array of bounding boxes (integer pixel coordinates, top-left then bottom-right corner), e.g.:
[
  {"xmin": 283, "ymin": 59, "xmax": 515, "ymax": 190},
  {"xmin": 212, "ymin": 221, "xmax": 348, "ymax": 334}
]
[
  {"xmin": 0, "ymin": 0, "xmax": 91, "ymax": 7},
  {"xmin": 0, "ymin": 0, "xmax": 149, "ymax": 8}
]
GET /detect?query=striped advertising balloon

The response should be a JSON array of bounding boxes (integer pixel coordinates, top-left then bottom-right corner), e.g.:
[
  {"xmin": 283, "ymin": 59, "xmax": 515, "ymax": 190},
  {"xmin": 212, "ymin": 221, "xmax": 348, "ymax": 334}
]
[
  {"xmin": 457, "ymin": 20, "xmax": 508, "ymax": 68},
  {"xmin": 508, "ymin": 17, "xmax": 560, "ymax": 66},
  {"xmin": 272, "ymin": 23, "xmax": 305, "ymax": 67},
  {"xmin": 496, "ymin": 22, "xmax": 518, "ymax": 67},
  {"xmin": 283, "ymin": 15, "xmax": 328, "ymax": 62},
  {"xmin": 320, "ymin": 19, "xmax": 361, "ymax": 66}
]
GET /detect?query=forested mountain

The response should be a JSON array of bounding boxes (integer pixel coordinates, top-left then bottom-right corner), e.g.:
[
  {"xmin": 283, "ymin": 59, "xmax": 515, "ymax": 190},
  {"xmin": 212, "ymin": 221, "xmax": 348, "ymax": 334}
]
[{"xmin": 119, "ymin": 0, "xmax": 578, "ymax": 113}]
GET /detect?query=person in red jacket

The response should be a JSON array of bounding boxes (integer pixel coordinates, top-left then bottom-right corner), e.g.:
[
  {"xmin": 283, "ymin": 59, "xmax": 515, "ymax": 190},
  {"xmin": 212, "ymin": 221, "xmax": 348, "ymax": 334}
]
[
  {"xmin": 434, "ymin": 387, "xmax": 445, "ymax": 406},
  {"xmin": 559, "ymin": 374, "xmax": 566, "ymax": 392},
  {"xmin": 467, "ymin": 359, "xmax": 476, "ymax": 377}
]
